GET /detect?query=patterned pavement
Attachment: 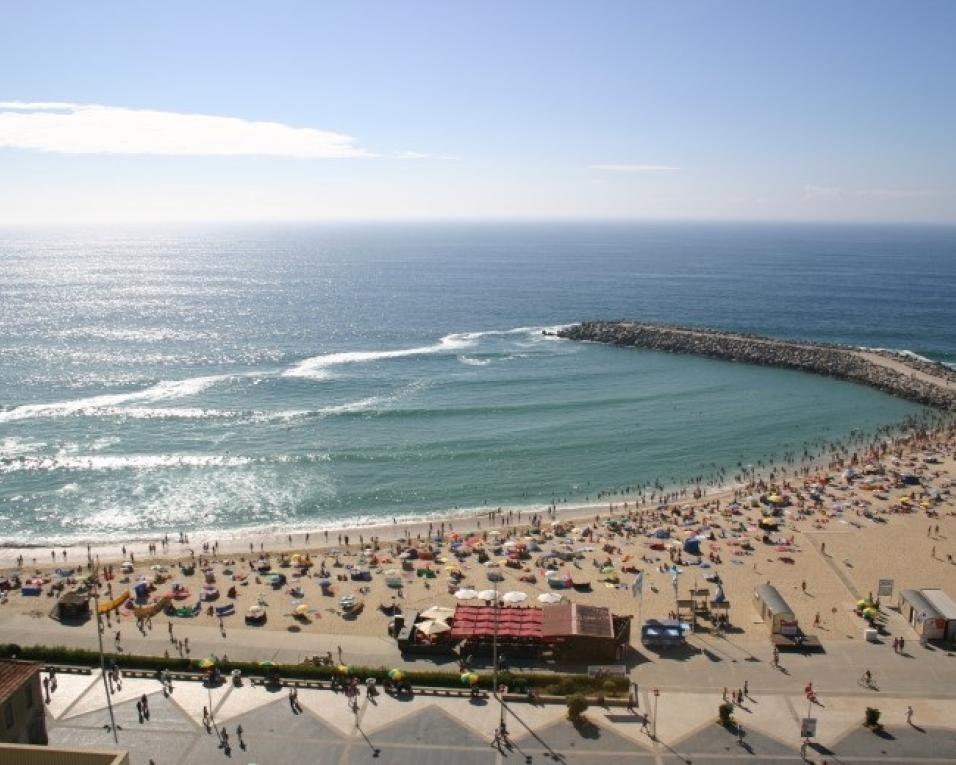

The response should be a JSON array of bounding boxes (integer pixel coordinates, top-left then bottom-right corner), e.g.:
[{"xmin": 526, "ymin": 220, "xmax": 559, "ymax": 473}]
[{"xmin": 43, "ymin": 669, "xmax": 956, "ymax": 764}]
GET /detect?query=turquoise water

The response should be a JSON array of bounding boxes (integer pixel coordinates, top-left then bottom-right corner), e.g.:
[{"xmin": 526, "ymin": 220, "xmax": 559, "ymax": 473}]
[{"xmin": 1, "ymin": 222, "xmax": 951, "ymax": 545}]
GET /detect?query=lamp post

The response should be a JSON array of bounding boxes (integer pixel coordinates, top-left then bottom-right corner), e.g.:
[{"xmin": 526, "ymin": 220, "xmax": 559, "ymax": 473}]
[
  {"xmin": 89, "ymin": 557, "xmax": 118, "ymax": 744},
  {"xmin": 652, "ymin": 688, "xmax": 659, "ymax": 741},
  {"xmin": 491, "ymin": 577, "xmax": 505, "ymax": 732}
]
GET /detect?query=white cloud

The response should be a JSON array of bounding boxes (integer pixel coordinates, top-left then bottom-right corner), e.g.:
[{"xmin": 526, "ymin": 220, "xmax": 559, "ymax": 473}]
[
  {"xmin": 0, "ymin": 101, "xmax": 371, "ymax": 158},
  {"xmin": 590, "ymin": 163, "xmax": 680, "ymax": 172},
  {"xmin": 803, "ymin": 184, "xmax": 945, "ymax": 200}
]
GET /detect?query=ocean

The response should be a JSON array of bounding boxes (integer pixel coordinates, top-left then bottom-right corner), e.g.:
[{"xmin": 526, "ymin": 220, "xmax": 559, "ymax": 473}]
[{"xmin": 1, "ymin": 221, "xmax": 954, "ymax": 546}]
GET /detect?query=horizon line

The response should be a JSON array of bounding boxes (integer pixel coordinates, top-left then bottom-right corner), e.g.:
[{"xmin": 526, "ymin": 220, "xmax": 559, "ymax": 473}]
[{"xmin": 0, "ymin": 216, "xmax": 955, "ymax": 228}]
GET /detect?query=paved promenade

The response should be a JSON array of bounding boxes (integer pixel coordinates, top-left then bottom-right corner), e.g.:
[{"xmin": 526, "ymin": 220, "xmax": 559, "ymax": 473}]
[
  {"xmin": 43, "ymin": 665, "xmax": 956, "ymax": 765},
  {"xmin": 14, "ymin": 586, "xmax": 956, "ymax": 763}
]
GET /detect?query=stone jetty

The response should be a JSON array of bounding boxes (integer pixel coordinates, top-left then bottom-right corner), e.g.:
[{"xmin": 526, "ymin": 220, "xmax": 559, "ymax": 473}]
[{"xmin": 555, "ymin": 321, "xmax": 956, "ymax": 411}]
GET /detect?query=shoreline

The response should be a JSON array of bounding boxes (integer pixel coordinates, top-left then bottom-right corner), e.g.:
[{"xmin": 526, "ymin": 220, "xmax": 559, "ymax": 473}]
[{"xmin": 0, "ymin": 417, "xmax": 927, "ymax": 569}]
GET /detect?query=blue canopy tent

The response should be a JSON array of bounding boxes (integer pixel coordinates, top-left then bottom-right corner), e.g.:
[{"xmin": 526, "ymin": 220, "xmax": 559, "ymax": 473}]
[{"xmin": 683, "ymin": 537, "xmax": 702, "ymax": 557}]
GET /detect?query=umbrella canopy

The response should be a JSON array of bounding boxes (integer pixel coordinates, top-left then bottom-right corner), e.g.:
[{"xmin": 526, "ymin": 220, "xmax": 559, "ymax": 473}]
[
  {"xmin": 477, "ymin": 589, "xmax": 498, "ymax": 601},
  {"xmin": 336, "ymin": 664, "xmax": 351, "ymax": 675},
  {"xmin": 537, "ymin": 592, "xmax": 562, "ymax": 604},
  {"xmin": 197, "ymin": 656, "xmax": 217, "ymax": 670},
  {"xmin": 420, "ymin": 606, "xmax": 455, "ymax": 621},
  {"xmin": 388, "ymin": 668, "xmax": 404, "ymax": 681},
  {"xmin": 258, "ymin": 660, "xmax": 276, "ymax": 668},
  {"xmin": 454, "ymin": 588, "xmax": 479, "ymax": 600},
  {"xmin": 293, "ymin": 604, "xmax": 310, "ymax": 616},
  {"xmin": 417, "ymin": 619, "xmax": 451, "ymax": 636},
  {"xmin": 461, "ymin": 672, "xmax": 479, "ymax": 686},
  {"xmin": 501, "ymin": 591, "xmax": 527, "ymax": 604}
]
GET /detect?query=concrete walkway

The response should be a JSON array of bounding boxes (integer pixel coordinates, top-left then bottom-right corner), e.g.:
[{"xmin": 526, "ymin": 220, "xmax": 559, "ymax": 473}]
[{"xmin": 45, "ymin": 668, "xmax": 956, "ymax": 764}]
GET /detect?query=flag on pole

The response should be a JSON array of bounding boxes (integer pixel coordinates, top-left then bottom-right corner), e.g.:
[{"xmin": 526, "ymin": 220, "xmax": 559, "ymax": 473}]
[{"xmin": 632, "ymin": 572, "xmax": 644, "ymax": 597}]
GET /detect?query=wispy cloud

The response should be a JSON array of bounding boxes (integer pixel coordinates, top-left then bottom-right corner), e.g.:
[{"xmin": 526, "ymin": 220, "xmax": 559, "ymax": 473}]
[
  {"xmin": 0, "ymin": 101, "xmax": 371, "ymax": 158},
  {"xmin": 803, "ymin": 184, "xmax": 945, "ymax": 200},
  {"xmin": 590, "ymin": 163, "xmax": 680, "ymax": 173}
]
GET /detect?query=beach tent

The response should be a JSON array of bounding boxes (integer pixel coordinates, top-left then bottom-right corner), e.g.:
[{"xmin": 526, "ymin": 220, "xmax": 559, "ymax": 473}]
[{"xmin": 682, "ymin": 538, "xmax": 702, "ymax": 557}]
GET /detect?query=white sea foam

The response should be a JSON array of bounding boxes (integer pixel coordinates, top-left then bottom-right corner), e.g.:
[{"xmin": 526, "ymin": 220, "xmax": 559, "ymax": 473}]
[
  {"xmin": 283, "ymin": 325, "xmax": 565, "ymax": 380},
  {"xmin": 0, "ymin": 437, "xmax": 48, "ymax": 455},
  {"xmin": 859, "ymin": 346, "xmax": 941, "ymax": 365},
  {"xmin": 458, "ymin": 355, "xmax": 492, "ymax": 366},
  {"xmin": 0, "ymin": 374, "xmax": 230, "ymax": 423},
  {"xmin": 0, "ymin": 452, "xmax": 330, "ymax": 474},
  {"xmin": 282, "ymin": 333, "xmax": 476, "ymax": 379}
]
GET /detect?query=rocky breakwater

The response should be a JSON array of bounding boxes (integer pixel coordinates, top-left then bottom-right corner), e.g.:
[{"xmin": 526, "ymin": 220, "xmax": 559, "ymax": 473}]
[{"xmin": 555, "ymin": 321, "xmax": 956, "ymax": 411}]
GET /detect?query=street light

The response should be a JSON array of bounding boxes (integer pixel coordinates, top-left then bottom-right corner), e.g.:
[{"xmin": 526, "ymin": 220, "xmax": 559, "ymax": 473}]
[
  {"xmin": 491, "ymin": 577, "xmax": 505, "ymax": 734},
  {"xmin": 89, "ymin": 556, "xmax": 118, "ymax": 744},
  {"xmin": 652, "ymin": 688, "xmax": 659, "ymax": 741}
]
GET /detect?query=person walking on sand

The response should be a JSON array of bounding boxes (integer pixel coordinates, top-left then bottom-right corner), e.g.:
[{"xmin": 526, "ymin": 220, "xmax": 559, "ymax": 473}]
[{"xmin": 906, "ymin": 705, "xmax": 914, "ymax": 725}]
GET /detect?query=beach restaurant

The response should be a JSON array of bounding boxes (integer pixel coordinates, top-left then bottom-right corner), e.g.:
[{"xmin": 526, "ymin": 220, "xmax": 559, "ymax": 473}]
[{"xmin": 449, "ymin": 602, "xmax": 623, "ymax": 661}]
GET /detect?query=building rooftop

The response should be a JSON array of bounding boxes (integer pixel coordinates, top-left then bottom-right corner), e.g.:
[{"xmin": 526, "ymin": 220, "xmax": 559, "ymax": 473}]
[{"xmin": 0, "ymin": 660, "xmax": 42, "ymax": 704}]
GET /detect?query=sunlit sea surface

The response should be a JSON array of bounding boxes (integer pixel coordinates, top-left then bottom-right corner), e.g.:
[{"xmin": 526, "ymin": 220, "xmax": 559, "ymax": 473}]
[{"xmin": 1, "ymin": 222, "xmax": 953, "ymax": 545}]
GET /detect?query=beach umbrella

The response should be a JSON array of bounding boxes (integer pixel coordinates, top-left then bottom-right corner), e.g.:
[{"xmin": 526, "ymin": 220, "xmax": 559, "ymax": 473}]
[
  {"xmin": 501, "ymin": 591, "xmax": 527, "ymax": 604},
  {"xmin": 477, "ymin": 589, "xmax": 498, "ymax": 601},
  {"xmin": 336, "ymin": 664, "xmax": 351, "ymax": 675},
  {"xmin": 538, "ymin": 592, "xmax": 562, "ymax": 604},
  {"xmin": 417, "ymin": 619, "xmax": 451, "ymax": 636},
  {"xmin": 293, "ymin": 603, "xmax": 310, "ymax": 616},
  {"xmin": 421, "ymin": 606, "xmax": 455, "ymax": 621},
  {"xmin": 388, "ymin": 669, "xmax": 404, "ymax": 681},
  {"xmin": 461, "ymin": 671, "xmax": 479, "ymax": 686},
  {"xmin": 258, "ymin": 660, "xmax": 276, "ymax": 668},
  {"xmin": 197, "ymin": 656, "xmax": 217, "ymax": 670},
  {"xmin": 454, "ymin": 588, "xmax": 478, "ymax": 600}
]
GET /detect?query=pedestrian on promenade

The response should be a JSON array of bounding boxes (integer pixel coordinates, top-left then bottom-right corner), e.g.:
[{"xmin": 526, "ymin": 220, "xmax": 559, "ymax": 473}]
[
  {"xmin": 906, "ymin": 705, "xmax": 914, "ymax": 725},
  {"xmin": 743, "ymin": 680, "xmax": 749, "ymax": 697}
]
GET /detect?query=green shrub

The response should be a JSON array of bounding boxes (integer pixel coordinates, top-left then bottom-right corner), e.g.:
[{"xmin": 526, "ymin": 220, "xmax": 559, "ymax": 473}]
[
  {"xmin": 566, "ymin": 693, "xmax": 588, "ymax": 721},
  {"xmin": 0, "ymin": 643, "xmax": 624, "ymax": 696},
  {"xmin": 718, "ymin": 702, "xmax": 734, "ymax": 727}
]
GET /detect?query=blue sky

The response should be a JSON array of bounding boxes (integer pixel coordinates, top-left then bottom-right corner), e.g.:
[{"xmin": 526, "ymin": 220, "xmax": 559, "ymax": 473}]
[{"xmin": 1, "ymin": 1, "xmax": 954, "ymax": 223}]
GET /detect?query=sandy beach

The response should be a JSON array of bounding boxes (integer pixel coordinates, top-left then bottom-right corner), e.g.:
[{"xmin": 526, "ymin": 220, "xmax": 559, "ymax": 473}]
[{"xmin": 2, "ymin": 422, "xmax": 954, "ymax": 657}]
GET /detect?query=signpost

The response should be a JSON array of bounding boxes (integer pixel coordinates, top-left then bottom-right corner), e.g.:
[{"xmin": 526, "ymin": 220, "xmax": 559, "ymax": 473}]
[{"xmin": 801, "ymin": 717, "xmax": 817, "ymax": 738}]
